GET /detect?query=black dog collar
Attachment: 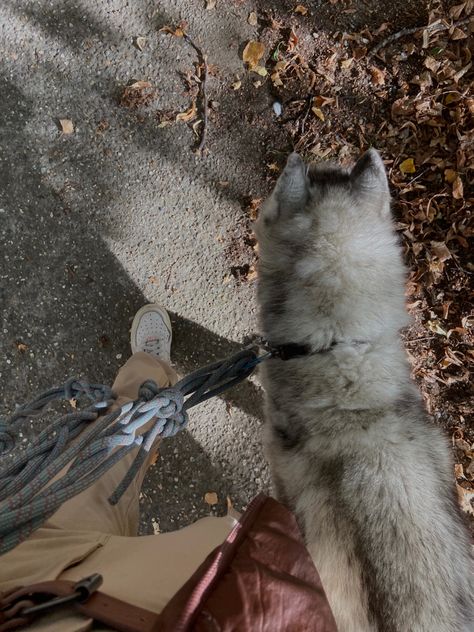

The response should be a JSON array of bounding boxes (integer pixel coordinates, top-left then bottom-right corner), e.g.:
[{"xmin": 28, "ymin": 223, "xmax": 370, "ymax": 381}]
[{"xmin": 262, "ymin": 340, "xmax": 338, "ymax": 361}]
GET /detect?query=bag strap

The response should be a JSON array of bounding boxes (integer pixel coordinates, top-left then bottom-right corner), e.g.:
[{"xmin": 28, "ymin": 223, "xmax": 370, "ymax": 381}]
[{"xmin": 0, "ymin": 577, "xmax": 158, "ymax": 632}]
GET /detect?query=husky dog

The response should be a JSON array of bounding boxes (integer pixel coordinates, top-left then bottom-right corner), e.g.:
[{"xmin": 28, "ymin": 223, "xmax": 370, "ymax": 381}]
[{"xmin": 255, "ymin": 150, "xmax": 473, "ymax": 632}]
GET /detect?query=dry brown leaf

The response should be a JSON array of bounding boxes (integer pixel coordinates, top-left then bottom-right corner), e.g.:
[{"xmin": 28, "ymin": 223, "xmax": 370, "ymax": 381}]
[
  {"xmin": 247, "ymin": 198, "xmax": 262, "ymax": 220},
  {"xmin": 313, "ymin": 95, "xmax": 335, "ymax": 108},
  {"xmin": 206, "ymin": 0, "xmax": 216, "ymax": 9},
  {"xmin": 149, "ymin": 449, "xmax": 160, "ymax": 466},
  {"xmin": 399, "ymin": 158, "xmax": 416, "ymax": 174},
  {"xmin": 231, "ymin": 78, "xmax": 242, "ymax": 90},
  {"xmin": 426, "ymin": 320, "xmax": 448, "ymax": 336},
  {"xmin": 287, "ymin": 30, "xmax": 298, "ymax": 52},
  {"xmin": 430, "ymin": 241, "xmax": 452, "ymax": 262},
  {"xmin": 466, "ymin": 460, "xmax": 474, "ymax": 481},
  {"xmin": 424, "ymin": 56, "xmax": 440, "ymax": 72},
  {"xmin": 271, "ymin": 72, "xmax": 283, "ymax": 87},
  {"xmin": 340, "ymin": 58, "xmax": 353, "ymax": 69},
  {"xmin": 451, "ymin": 27, "xmax": 468, "ymax": 40},
  {"xmin": 248, "ymin": 11, "xmax": 258, "ymax": 26},
  {"xmin": 267, "ymin": 163, "xmax": 280, "ymax": 172},
  {"xmin": 452, "ymin": 175, "xmax": 464, "ymax": 199},
  {"xmin": 449, "ymin": 3, "xmax": 466, "ymax": 19},
  {"xmin": 176, "ymin": 102, "xmax": 197, "ymax": 122},
  {"xmin": 370, "ymin": 66, "xmax": 386, "ymax": 85},
  {"xmin": 59, "ymin": 119, "xmax": 74, "ymax": 134},
  {"xmin": 294, "ymin": 4, "xmax": 308, "ymax": 15},
  {"xmin": 129, "ymin": 80, "xmax": 152, "ymax": 91},
  {"xmin": 274, "ymin": 61, "xmax": 288, "ymax": 72},
  {"xmin": 134, "ymin": 36, "xmax": 147, "ymax": 51},
  {"xmin": 120, "ymin": 81, "xmax": 155, "ymax": 109},
  {"xmin": 444, "ymin": 168, "xmax": 457, "ymax": 183},
  {"xmin": 204, "ymin": 491, "xmax": 218, "ymax": 505},
  {"xmin": 192, "ymin": 119, "xmax": 203, "ymax": 137},
  {"xmin": 160, "ymin": 25, "xmax": 186, "ymax": 37},
  {"xmin": 312, "ymin": 106, "xmax": 325, "ymax": 121},
  {"xmin": 456, "ymin": 484, "xmax": 474, "ymax": 516},
  {"xmin": 454, "ymin": 463, "xmax": 465, "ymax": 479},
  {"xmin": 15, "ymin": 341, "xmax": 28, "ymax": 353},
  {"xmin": 246, "ymin": 265, "xmax": 258, "ymax": 281},
  {"xmin": 242, "ymin": 40, "xmax": 265, "ymax": 70}
]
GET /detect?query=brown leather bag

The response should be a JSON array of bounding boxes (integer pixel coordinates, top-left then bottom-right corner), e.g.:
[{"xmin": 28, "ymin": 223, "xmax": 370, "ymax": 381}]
[{"xmin": 0, "ymin": 495, "xmax": 337, "ymax": 631}]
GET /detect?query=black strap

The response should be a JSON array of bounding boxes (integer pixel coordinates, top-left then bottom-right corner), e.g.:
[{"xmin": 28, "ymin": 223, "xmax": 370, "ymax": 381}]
[{"xmin": 270, "ymin": 343, "xmax": 313, "ymax": 361}]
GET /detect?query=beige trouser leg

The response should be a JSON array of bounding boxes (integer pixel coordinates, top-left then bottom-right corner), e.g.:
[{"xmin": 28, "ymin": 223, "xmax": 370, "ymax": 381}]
[
  {"xmin": 0, "ymin": 352, "xmax": 236, "ymax": 632},
  {"xmin": 48, "ymin": 351, "xmax": 178, "ymax": 536}
]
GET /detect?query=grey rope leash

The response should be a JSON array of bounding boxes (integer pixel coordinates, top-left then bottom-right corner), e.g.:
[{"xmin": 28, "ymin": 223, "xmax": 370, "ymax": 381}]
[{"xmin": 0, "ymin": 347, "xmax": 269, "ymax": 556}]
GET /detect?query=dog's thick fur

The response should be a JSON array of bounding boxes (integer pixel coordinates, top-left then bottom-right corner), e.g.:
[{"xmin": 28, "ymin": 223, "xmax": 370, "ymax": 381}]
[{"xmin": 255, "ymin": 150, "xmax": 473, "ymax": 632}]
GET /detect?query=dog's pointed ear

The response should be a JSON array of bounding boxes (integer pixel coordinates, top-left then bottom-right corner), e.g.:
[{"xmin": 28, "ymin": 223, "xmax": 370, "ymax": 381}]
[
  {"xmin": 351, "ymin": 148, "xmax": 388, "ymax": 193},
  {"xmin": 276, "ymin": 153, "xmax": 308, "ymax": 207},
  {"xmin": 262, "ymin": 153, "xmax": 309, "ymax": 222}
]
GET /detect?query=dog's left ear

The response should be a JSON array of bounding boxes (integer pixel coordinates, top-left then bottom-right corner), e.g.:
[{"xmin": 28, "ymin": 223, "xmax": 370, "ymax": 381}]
[
  {"xmin": 262, "ymin": 153, "xmax": 309, "ymax": 223},
  {"xmin": 351, "ymin": 148, "xmax": 389, "ymax": 193}
]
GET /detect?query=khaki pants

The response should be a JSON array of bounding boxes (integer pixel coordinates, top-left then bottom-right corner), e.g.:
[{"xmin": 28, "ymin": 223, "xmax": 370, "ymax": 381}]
[{"xmin": 0, "ymin": 353, "xmax": 236, "ymax": 631}]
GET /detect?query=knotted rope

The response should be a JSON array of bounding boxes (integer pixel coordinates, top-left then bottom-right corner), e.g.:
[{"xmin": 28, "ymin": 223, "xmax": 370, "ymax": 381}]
[{"xmin": 0, "ymin": 348, "xmax": 267, "ymax": 556}]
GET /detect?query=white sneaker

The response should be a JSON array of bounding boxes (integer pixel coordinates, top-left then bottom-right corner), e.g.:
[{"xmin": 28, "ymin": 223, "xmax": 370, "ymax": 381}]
[{"xmin": 130, "ymin": 304, "xmax": 172, "ymax": 362}]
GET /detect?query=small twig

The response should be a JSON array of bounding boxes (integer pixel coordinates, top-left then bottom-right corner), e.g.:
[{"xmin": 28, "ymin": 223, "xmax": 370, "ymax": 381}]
[
  {"xmin": 404, "ymin": 337, "xmax": 436, "ymax": 344},
  {"xmin": 164, "ymin": 261, "xmax": 176, "ymax": 291},
  {"xmin": 299, "ymin": 96, "xmax": 313, "ymax": 136},
  {"xmin": 368, "ymin": 16, "xmax": 472, "ymax": 58},
  {"xmin": 183, "ymin": 33, "xmax": 208, "ymax": 153}
]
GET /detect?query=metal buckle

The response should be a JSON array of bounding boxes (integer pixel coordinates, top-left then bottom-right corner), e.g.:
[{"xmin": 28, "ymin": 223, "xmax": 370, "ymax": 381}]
[{"xmin": 3, "ymin": 574, "xmax": 103, "ymax": 619}]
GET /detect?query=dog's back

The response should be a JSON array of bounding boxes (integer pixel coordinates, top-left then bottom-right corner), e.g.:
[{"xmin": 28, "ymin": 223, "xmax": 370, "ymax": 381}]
[{"xmin": 255, "ymin": 150, "xmax": 474, "ymax": 631}]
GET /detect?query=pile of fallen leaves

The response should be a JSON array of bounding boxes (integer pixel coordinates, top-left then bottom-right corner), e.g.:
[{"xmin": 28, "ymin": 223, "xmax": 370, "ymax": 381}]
[
  {"xmin": 232, "ymin": 2, "xmax": 473, "ymax": 521},
  {"xmin": 119, "ymin": 80, "xmax": 156, "ymax": 109}
]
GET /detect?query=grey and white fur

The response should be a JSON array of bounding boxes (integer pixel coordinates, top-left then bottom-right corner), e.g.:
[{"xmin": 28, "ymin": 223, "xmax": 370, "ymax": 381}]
[{"xmin": 255, "ymin": 149, "xmax": 473, "ymax": 632}]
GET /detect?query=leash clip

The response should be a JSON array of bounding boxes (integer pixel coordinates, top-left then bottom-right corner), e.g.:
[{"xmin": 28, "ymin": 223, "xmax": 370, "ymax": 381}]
[{"xmin": 11, "ymin": 574, "xmax": 103, "ymax": 618}]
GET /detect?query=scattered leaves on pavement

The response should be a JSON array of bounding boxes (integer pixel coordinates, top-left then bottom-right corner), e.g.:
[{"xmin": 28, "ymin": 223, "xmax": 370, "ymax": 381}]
[
  {"xmin": 119, "ymin": 81, "xmax": 155, "ymax": 109},
  {"xmin": 133, "ymin": 36, "xmax": 147, "ymax": 51},
  {"xmin": 248, "ymin": 12, "xmax": 258, "ymax": 26},
  {"xmin": 159, "ymin": 23, "xmax": 187, "ymax": 38},
  {"xmin": 204, "ymin": 491, "xmax": 218, "ymax": 505},
  {"xmin": 175, "ymin": 101, "xmax": 197, "ymax": 122},
  {"xmin": 294, "ymin": 5, "xmax": 309, "ymax": 16},
  {"xmin": 242, "ymin": 40, "xmax": 266, "ymax": 69},
  {"xmin": 58, "ymin": 119, "xmax": 74, "ymax": 134}
]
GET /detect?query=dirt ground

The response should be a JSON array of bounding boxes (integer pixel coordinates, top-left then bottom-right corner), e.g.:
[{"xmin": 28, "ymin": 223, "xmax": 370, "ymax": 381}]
[
  {"xmin": 217, "ymin": 0, "xmax": 474, "ymax": 530},
  {"xmin": 0, "ymin": 0, "xmax": 472, "ymax": 534}
]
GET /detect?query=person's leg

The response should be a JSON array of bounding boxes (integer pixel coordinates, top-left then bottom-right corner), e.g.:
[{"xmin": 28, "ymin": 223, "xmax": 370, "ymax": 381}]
[
  {"xmin": 47, "ymin": 351, "xmax": 178, "ymax": 536},
  {"xmin": 47, "ymin": 305, "xmax": 177, "ymax": 537}
]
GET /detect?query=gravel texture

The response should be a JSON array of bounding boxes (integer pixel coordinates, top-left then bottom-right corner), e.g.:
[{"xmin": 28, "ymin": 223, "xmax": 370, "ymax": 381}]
[{"xmin": 0, "ymin": 0, "xmax": 273, "ymax": 533}]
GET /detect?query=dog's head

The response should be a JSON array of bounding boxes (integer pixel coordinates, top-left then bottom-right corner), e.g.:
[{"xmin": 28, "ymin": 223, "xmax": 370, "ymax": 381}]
[{"xmin": 255, "ymin": 149, "xmax": 409, "ymax": 348}]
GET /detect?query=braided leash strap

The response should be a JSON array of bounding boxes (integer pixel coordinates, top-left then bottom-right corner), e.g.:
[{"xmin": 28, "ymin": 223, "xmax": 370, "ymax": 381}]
[{"xmin": 0, "ymin": 348, "xmax": 265, "ymax": 556}]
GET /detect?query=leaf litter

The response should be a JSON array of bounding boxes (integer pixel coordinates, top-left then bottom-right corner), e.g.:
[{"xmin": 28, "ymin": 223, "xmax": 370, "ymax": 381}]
[
  {"xmin": 223, "ymin": 0, "xmax": 473, "ymax": 525},
  {"xmin": 117, "ymin": 3, "xmax": 472, "ymax": 524}
]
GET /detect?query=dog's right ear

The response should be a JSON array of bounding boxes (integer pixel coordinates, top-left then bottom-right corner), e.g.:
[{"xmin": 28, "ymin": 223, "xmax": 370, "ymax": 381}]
[
  {"xmin": 261, "ymin": 153, "xmax": 309, "ymax": 223},
  {"xmin": 351, "ymin": 148, "xmax": 389, "ymax": 194}
]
